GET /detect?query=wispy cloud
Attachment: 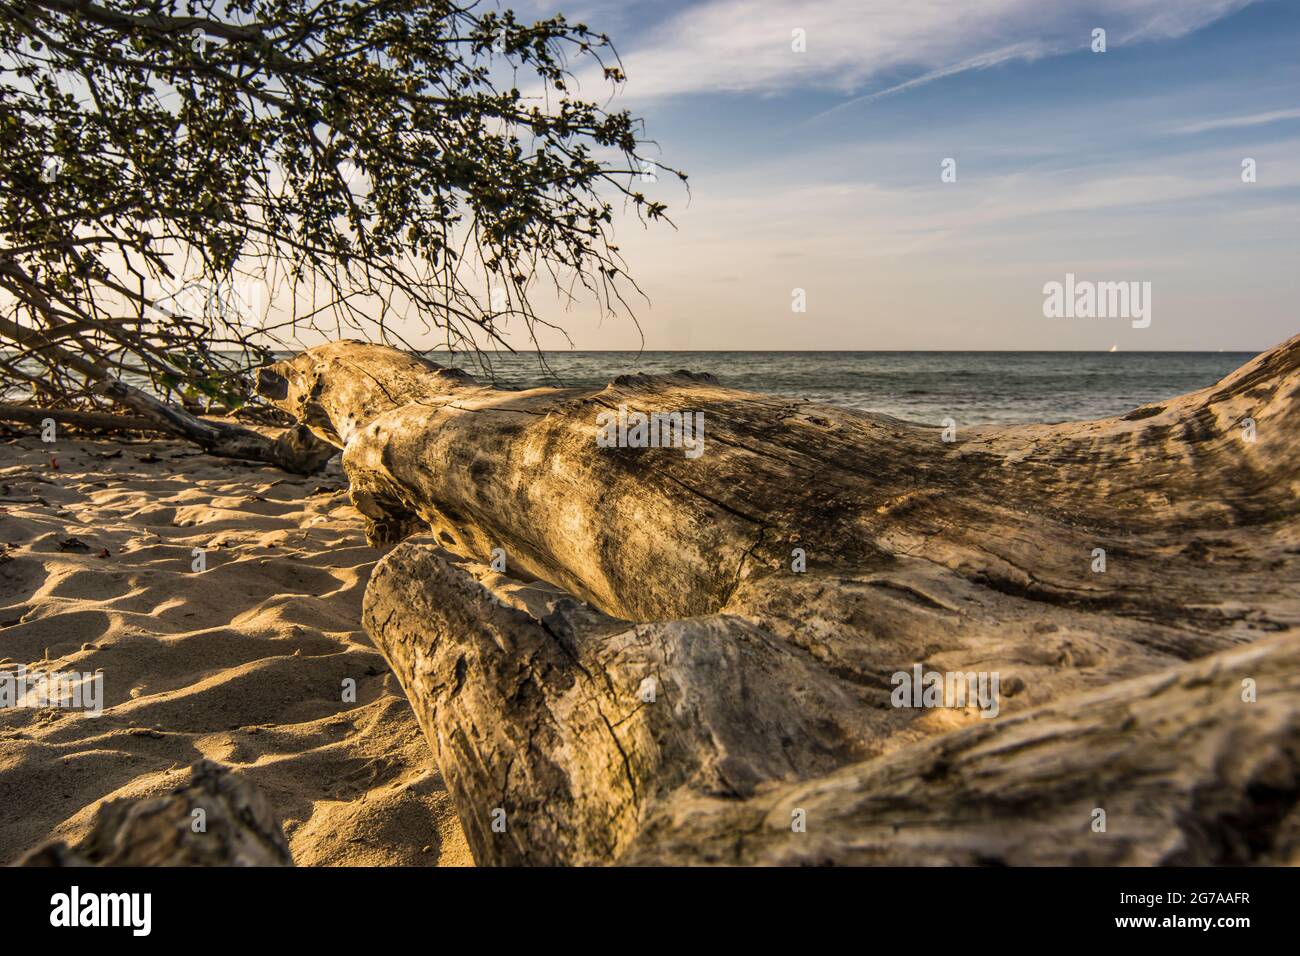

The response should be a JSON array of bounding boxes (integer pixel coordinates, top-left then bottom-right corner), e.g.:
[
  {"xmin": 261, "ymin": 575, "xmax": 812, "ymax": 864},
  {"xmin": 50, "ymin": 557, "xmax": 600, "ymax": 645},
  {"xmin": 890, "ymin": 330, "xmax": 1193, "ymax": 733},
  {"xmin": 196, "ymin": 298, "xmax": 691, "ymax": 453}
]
[
  {"xmin": 644, "ymin": 137, "xmax": 1300, "ymax": 265},
  {"xmin": 591, "ymin": 0, "xmax": 1257, "ymax": 100},
  {"xmin": 1168, "ymin": 107, "xmax": 1300, "ymax": 134}
]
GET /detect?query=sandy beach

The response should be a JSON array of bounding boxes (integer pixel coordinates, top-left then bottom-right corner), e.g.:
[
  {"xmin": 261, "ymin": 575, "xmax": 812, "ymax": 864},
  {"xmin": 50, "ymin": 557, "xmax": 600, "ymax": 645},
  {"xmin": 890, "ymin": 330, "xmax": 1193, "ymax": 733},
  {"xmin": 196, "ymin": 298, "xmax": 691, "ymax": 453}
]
[{"xmin": 0, "ymin": 430, "xmax": 469, "ymax": 866}]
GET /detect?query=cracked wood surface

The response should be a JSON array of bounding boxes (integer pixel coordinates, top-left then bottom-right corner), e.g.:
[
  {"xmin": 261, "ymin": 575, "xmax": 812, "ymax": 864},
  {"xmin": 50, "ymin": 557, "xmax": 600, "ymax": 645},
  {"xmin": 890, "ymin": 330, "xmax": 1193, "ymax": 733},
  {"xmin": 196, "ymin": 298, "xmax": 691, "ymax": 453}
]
[{"xmin": 260, "ymin": 334, "xmax": 1300, "ymax": 864}]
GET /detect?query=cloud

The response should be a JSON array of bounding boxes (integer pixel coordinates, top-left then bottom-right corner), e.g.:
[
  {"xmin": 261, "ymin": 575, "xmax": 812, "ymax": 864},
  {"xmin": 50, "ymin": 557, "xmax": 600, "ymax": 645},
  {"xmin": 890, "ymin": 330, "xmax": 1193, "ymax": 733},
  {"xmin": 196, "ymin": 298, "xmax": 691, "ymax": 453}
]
[
  {"xmin": 610, "ymin": 135, "xmax": 1300, "ymax": 275},
  {"xmin": 594, "ymin": 0, "xmax": 1258, "ymax": 99},
  {"xmin": 1168, "ymin": 107, "xmax": 1300, "ymax": 134}
]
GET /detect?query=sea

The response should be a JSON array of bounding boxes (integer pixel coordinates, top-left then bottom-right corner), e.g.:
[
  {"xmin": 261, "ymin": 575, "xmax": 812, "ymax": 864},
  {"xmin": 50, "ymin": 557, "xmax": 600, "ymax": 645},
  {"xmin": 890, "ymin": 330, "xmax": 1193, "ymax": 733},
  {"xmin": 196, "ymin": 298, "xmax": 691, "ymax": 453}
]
[
  {"xmin": 2, "ymin": 350, "xmax": 1256, "ymax": 427},
  {"xmin": 452, "ymin": 351, "xmax": 1255, "ymax": 426}
]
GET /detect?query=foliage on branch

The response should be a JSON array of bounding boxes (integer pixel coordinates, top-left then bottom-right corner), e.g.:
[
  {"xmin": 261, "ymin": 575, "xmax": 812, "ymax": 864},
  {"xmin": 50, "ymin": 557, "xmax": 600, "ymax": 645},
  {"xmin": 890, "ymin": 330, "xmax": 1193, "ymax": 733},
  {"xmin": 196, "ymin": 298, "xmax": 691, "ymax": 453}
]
[{"xmin": 0, "ymin": 0, "xmax": 681, "ymax": 411}]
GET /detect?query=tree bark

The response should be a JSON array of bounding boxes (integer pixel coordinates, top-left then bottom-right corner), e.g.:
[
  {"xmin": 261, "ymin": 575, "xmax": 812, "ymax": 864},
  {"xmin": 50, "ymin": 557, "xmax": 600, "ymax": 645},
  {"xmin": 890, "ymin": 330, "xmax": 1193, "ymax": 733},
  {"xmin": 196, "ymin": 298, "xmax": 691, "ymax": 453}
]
[
  {"xmin": 365, "ymin": 555, "xmax": 1300, "ymax": 865},
  {"xmin": 619, "ymin": 627, "xmax": 1300, "ymax": 866},
  {"xmin": 16, "ymin": 760, "xmax": 293, "ymax": 867},
  {"xmin": 260, "ymin": 333, "xmax": 1300, "ymax": 865}
]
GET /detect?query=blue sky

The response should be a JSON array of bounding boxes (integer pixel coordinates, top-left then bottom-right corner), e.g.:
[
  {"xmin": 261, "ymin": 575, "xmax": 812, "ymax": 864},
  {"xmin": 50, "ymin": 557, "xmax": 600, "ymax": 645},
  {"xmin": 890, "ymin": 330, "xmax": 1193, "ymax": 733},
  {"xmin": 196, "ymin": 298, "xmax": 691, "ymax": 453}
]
[{"xmin": 487, "ymin": 0, "xmax": 1300, "ymax": 351}]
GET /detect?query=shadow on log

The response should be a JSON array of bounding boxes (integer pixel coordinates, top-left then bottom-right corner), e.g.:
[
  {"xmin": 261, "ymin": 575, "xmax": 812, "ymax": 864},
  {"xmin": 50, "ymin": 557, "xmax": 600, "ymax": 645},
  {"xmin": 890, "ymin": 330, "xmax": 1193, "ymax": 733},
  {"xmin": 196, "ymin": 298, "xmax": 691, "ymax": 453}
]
[
  {"xmin": 260, "ymin": 334, "xmax": 1300, "ymax": 865},
  {"xmin": 16, "ymin": 760, "xmax": 292, "ymax": 867}
]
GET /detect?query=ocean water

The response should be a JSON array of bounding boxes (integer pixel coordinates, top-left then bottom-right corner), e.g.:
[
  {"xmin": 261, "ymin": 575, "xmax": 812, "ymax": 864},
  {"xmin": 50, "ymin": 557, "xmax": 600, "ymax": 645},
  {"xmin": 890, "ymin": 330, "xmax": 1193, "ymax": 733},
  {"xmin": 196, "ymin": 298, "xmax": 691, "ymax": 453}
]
[
  {"xmin": 2, "ymin": 350, "xmax": 1256, "ymax": 427},
  {"xmin": 451, "ymin": 351, "xmax": 1256, "ymax": 426}
]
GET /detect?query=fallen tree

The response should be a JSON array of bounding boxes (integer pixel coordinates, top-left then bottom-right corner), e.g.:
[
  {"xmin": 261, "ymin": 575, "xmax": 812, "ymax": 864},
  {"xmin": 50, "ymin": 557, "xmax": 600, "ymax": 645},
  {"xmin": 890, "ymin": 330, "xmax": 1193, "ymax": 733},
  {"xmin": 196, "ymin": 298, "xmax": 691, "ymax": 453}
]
[{"xmin": 259, "ymin": 333, "xmax": 1300, "ymax": 864}]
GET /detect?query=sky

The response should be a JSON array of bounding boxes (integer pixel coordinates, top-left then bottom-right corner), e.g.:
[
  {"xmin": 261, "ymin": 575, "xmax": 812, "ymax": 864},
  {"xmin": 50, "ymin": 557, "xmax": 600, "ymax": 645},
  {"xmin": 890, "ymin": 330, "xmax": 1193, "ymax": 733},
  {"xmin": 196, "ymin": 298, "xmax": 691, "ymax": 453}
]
[{"xmin": 477, "ymin": 0, "xmax": 1300, "ymax": 351}]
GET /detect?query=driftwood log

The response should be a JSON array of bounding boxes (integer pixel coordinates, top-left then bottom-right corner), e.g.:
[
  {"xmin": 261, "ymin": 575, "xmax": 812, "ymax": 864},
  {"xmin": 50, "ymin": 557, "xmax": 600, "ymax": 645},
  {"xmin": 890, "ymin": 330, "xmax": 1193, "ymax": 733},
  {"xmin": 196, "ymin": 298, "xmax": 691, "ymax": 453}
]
[
  {"xmin": 17, "ymin": 760, "xmax": 292, "ymax": 867},
  {"xmin": 259, "ymin": 334, "xmax": 1300, "ymax": 865}
]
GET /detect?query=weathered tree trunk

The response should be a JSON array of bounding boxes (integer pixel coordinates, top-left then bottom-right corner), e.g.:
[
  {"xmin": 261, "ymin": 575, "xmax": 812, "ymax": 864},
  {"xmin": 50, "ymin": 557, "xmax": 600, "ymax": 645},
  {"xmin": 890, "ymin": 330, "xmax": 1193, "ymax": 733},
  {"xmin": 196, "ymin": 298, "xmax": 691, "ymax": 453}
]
[
  {"xmin": 619, "ymin": 627, "xmax": 1300, "ymax": 866},
  {"xmin": 259, "ymin": 334, "xmax": 1300, "ymax": 865},
  {"xmin": 365, "ymin": 556, "xmax": 1300, "ymax": 865},
  {"xmin": 17, "ymin": 760, "xmax": 292, "ymax": 866}
]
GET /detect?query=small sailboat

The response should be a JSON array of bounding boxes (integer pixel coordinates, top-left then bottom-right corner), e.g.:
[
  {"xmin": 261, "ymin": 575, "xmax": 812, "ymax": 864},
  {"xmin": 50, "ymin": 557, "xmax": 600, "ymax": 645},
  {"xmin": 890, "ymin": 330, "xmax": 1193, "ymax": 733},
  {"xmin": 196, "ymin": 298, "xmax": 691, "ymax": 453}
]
[{"xmin": 1108, "ymin": 343, "xmax": 1118, "ymax": 353}]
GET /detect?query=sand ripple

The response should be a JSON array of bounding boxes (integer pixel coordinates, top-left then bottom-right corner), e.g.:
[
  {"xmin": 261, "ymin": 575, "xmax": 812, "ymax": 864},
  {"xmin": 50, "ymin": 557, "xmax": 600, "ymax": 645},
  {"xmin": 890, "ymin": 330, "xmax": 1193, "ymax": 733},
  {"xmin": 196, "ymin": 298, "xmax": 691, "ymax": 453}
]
[{"xmin": 0, "ymin": 433, "xmax": 470, "ymax": 866}]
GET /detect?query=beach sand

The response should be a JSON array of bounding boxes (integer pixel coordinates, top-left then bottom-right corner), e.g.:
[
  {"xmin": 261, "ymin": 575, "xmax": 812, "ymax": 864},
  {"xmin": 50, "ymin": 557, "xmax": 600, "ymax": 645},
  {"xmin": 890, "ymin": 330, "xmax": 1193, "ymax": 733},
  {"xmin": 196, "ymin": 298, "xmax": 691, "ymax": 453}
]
[{"xmin": 0, "ymin": 430, "xmax": 471, "ymax": 866}]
